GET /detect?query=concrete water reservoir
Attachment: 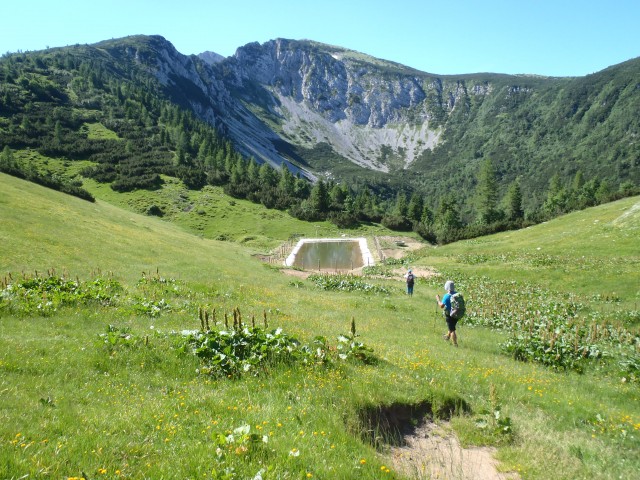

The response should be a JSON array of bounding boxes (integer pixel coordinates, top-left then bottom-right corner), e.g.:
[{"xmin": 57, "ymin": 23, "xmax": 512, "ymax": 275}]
[{"xmin": 284, "ymin": 238, "xmax": 374, "ymax": 271}]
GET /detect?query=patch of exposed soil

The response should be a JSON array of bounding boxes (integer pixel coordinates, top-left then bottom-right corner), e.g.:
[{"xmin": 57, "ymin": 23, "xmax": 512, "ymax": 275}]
[
  {"xmin": 280, "ymin": 268, "xmax": 313, "ymax": 279},
  {"xmin": 390, "ymin": 422, "xmax": 519, "ymax": 480},
  {"xmin": 376, "ymin": 235, "xmax": 425, "ymax": 260}
]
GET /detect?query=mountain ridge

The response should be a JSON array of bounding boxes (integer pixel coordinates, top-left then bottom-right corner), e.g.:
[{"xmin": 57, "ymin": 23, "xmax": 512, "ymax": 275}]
[
  {"xmin": 65, "ymin": 35, "xmax": 639, "ymax": 187},
  {"xmin": 1, "ymin": 34, "xmax": 638, "ymax": 216}
]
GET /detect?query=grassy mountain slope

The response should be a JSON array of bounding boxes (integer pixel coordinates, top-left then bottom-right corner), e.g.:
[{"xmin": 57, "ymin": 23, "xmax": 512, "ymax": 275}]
[
  {"xmin": 1, "ymin": 173, "xmax": 639, "ymax": 479},
  {"xmin": 78, "ymin": 174, "xmax": 389, "ymax": 252},
  {"xmin": 416, "ymin": 195, "xmax": 640, "ymax": 310},
  {"xmin": 0, "ymin": 172, "xmax": 250, "ymax": 282},
  {"xmin": 5, "ymin": 146, "xmax": 394, "ymax": 255}
]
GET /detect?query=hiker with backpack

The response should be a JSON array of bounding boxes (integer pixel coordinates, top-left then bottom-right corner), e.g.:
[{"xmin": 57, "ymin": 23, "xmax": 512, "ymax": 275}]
[
  {"xmin": 405, "ymin": 269, "xmax": 415, "ymax": 296},
  {"xmin": 436, "ymin": 280, "xmax": 465, "ymax": 347}
]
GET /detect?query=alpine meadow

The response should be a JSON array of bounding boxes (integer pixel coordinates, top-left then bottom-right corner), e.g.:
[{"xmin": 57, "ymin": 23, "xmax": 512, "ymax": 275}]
[{"xmin": 0, "ymin": 34, "xmax": 639, "ymax": 480}]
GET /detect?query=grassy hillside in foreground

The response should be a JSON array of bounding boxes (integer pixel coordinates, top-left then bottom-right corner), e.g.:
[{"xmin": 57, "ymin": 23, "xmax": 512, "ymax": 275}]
[{"xmin": 1, "ymin": 173, "xmax": 639, "ymax": 480}]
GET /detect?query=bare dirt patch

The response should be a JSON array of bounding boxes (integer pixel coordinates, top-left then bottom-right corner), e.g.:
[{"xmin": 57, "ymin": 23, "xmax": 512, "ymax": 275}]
[
  {"xmin": 375, "ymin": 235, "xmax": 439, "ymax": 280},
  {"xmin": 359, "ymin": 402, "xmax": 518, "ymax": 480},
  {"xmin": 390, "ymin": 422, "xmax": 519, "ymax": 480},
  {"xmin": 376, "ymin": 235, "xmax": 425, "ymax": 260},
  {"xmin": 280, "ymin": 268, "xmax": 313, "ymax": 279}
]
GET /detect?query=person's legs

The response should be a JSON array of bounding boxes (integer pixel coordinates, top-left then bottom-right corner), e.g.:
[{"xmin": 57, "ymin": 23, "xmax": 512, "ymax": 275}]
[
  {"xmin": 445, "ymin": 318, "xmax": 453, "ymax": 343},
  {"xmin": 445, "ymin": 317, "xmax": 458, "ymax": 346},
  {"xmin": 451, "ymin": 319, "xmax": 458, "ymax": 346}
]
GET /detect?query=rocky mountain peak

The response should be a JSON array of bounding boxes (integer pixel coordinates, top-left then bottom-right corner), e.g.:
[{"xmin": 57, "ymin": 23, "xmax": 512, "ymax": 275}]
[
  {"xmin": 198, "ymin": 51, "xmax": 225, "ymax": 65},
  {"xmin": 223, "ymin": 39, "xmax": 457, "ymax": 171}
]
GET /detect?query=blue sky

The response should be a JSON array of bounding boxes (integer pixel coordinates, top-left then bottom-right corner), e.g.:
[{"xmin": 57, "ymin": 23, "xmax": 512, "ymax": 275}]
[{"xmin": 2, "ymin": 0, "xmax": 638, "ymax": 77}]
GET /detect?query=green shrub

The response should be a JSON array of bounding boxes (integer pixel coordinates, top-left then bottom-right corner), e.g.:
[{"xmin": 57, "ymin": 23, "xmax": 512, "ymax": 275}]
[
  {"xmin": 174, "ymin": 316, "xmax": 377, "ymax": 378},
  {"xmin": 307, "ymin": 273, "xmax": 390, "ymax": 294},
  {"xmin": 0, "ymin": 272, "xmax": 121, "ymax": 316}
]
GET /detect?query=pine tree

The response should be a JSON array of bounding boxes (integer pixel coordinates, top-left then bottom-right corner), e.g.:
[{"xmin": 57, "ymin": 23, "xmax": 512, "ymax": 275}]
[
  {"xmin": 435, "ymin": 194, "xmax": 462, "ymax": 242},
  {"xmin": 543, "ymin": 173, "xmax": 568, "ymax": 215},
  {"xmin": 0, "ymin": 145, "xmax": 17, "ymax": 172},
  {"xmin": 278, "ymin": 167, "xmax": 296, "ymax": 197},
  {"xmin": 230, "ymin": 156, "xmax": 246, "ymax": 185},
  {"xmin": 572, "ymin": 170, "xmax": 585, "ymax": 192},
  {"xmin": 505, "ymin": 179, "xmax": 524, "ymax": 222},
  {"xmin": 197, "ymin": 139, "xmax": 210, "ymax": 161},
  {"xmin": 421, "ymin": 204, "xmax": 434, "ymax": 226},
  {"xmin": 294, "ymin": 176, "xmax": 310, "ymax": 199},
  {"xmin": 258, "ymin": 163, "xmax": 278, "ymax": 188},
  {"xmin": 567, "ymin": 170, "xmax": 586, "ymax": 210},
  {"xmin": 329, "ymin": 183, "xmax": 346, "ymax": 210},
  {"xmin": 394, "ymin": 191, "xmax": 408, "ymax": 217},
  {"xmin": 247, "ymin": 159, "xmax": 260, "ymax": 184},
  {"xmin": 407, "ymin": 192, "xmax": 424, "ymax": 223},
  {"xmin": 354, "ymin": 187, "xmax": 375, "ymax": 220},
  {"xmin": 223, "ymin": 152, "xmax": 234, "ymax": 176},
  {"xmin": 309, "ymin": 179, "xmax": 330, "ymax": 214}
]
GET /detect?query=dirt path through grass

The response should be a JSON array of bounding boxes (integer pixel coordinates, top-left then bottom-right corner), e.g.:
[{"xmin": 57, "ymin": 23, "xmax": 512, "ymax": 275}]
[{"xmin": 390, "ymin": 422, "xmax": 519, "ymax": 480}]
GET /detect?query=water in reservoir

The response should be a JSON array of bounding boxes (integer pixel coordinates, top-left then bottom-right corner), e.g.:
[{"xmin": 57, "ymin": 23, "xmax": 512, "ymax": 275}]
[{"xmin": 292, "ymin": 241, "xmax": 364, "ymax": 270}]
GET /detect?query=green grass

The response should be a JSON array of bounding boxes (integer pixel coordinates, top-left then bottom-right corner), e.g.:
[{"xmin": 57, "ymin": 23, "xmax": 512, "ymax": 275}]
[
  {"xmin": 6, "ymin": 148, "xmax": 416, "ymax": 253},
  {"xmin": 81, "ymin": 122, "xmax": 121, "ymax": 140},
  {"xmin": 1, "ymin": 173, "xmax": 639, "ymax": 479},
  {"xmin": 415, "ymin": 196, "xmax": 640, "ymax": 311},
  {"xmin": 81, "ymin": 175, "xmax": 343, "ymax": 252}
]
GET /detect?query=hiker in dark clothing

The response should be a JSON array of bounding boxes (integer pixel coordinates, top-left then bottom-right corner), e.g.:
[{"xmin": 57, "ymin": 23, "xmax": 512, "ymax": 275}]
[{"xmin": 405, "ymin": 269, "xmax": 415, "ymax": 296}]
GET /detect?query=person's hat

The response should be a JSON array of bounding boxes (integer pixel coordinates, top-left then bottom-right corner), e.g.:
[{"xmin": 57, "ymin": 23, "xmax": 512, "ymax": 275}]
[{"xmin": 444, "ymin": 280, "xmax": 454, "ymax": 292}]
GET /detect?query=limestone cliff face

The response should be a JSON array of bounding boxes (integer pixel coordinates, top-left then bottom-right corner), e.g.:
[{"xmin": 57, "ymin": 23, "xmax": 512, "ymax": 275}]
[
  {"xmin": 114, "ymin": 36, "xmax": 296, "ymax": 173},
  {"xmin": 118, "ymin": 36, "xmax": 502, "ymax": 174},
  {"xmin": 231, "ymin": 39, "xmax": 429, "ymax": 126},
  {"xmin": 216, "ymin": 39, "xmax": 501, "ymax": 172}
]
